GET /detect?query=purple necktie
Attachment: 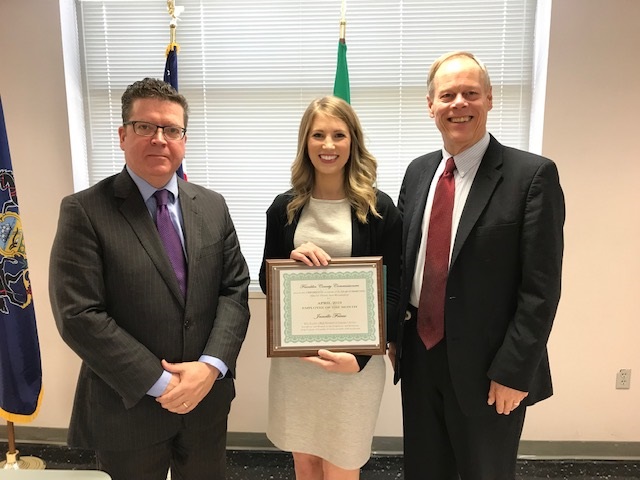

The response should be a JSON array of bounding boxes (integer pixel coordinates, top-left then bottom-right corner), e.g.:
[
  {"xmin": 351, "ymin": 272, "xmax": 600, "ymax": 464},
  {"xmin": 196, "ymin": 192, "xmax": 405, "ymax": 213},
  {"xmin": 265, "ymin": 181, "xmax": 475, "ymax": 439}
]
[
  {"xmin": 154, "ymin": 189, "xmax": 187, "ymax": 297},
  {"xmin": 417, "ymin": 157, "xmax": 456, "ymax": 349}
]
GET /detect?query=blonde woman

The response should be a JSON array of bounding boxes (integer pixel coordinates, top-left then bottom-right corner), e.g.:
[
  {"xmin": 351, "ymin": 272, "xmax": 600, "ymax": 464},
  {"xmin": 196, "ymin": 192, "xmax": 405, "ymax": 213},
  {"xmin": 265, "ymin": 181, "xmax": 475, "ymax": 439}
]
[{"xmin": 259, "ymin": 96, "xmax": 401, "ymax": 480}]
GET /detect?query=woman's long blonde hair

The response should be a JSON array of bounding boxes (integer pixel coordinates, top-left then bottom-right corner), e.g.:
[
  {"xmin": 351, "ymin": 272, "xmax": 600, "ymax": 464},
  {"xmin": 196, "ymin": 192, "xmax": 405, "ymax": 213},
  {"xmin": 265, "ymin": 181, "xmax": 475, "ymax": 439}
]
[{"xmin": 286, "ymin": 96, "xmax": 380, "ymax": 224}]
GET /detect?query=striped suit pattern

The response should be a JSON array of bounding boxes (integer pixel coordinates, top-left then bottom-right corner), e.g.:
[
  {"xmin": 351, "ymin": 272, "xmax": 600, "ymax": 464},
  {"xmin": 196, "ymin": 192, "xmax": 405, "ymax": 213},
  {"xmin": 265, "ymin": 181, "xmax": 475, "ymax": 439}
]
[{"xmin": 49, "ymin": 168, "xmax": 250, "ymax": 451}]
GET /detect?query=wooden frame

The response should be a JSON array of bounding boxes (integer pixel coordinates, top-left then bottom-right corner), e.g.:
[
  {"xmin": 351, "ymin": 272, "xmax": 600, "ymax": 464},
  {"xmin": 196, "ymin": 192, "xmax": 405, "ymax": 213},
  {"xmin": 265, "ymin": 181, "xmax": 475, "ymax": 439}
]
[{"xmin": 265, "ymin": 256, "xmax": 385, "ymax": 357}]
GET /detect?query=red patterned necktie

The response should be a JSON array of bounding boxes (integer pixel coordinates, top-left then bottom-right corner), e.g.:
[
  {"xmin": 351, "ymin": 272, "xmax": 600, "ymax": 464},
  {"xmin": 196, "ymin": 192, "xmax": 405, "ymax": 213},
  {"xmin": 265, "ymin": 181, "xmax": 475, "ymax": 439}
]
[
  {"xmin": 154, "ymin": 189, "xmax": 187, "ymax": 297},
  {"xmin": 417, "ymin": 157, "xmax": 456, "ymax": 349}
]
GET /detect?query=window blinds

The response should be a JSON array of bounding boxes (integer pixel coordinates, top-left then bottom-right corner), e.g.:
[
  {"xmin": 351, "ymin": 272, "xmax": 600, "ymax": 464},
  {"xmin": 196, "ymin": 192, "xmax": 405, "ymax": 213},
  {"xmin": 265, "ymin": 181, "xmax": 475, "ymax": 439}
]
[{"xmin": 76, "ymin": 0, "xmax": 537, "ymax": 285}]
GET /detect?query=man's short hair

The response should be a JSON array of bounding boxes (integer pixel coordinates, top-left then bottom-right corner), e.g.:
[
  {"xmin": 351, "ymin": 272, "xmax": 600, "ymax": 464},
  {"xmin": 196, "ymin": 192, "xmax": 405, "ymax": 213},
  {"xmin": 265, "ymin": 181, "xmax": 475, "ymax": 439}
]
[
  {"xmin": 427, "ymin": 51, "xmax": 492, "ymax": 98},
  {"xmin": 121, "ymin": 77, "xmax": 189, "ymax": 127}
]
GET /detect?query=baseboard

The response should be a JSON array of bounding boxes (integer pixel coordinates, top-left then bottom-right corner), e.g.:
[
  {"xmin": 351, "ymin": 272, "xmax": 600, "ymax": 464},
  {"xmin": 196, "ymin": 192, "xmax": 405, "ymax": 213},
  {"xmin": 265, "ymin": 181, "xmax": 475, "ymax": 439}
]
[
  {"xmin": 1, "ymin": 426, "xmax": 639, "ymax": 460},
  {"xmin": 517, "ymin": 440, "xmax": 640, "ymax": 460}
]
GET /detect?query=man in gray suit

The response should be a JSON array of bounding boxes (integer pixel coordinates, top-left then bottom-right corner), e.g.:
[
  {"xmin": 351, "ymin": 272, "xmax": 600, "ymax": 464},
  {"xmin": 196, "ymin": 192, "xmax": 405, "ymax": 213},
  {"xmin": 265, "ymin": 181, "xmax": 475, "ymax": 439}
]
[{"xmin": 49, "ymin": 78, "xmax": 251, "ymax": 480}]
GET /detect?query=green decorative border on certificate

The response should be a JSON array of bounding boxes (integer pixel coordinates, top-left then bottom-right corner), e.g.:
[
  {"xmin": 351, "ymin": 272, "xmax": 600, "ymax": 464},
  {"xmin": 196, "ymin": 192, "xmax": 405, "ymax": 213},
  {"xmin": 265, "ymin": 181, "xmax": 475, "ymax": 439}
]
[
  {"xmin": 281, "ymin": 270, "xmax": 377, "ymax": 343},
  {"xmin": 265, "ymin": 256, "xmax": 386, "ymax": 357}
]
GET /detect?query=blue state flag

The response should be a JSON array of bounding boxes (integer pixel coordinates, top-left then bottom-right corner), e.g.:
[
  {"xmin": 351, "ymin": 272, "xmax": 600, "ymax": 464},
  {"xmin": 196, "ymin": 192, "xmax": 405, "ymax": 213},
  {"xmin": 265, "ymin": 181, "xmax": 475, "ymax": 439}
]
[
  {"xmin": 0, "ymin": 96, "xmax": 43, "ymax": 423},
  {"xmin": 164, "ymin": 44, "xmax": 178, "ymax": 90},
  {"xmin": 164, "ymin": 44, "xmax": 186, "ymax": 180}
]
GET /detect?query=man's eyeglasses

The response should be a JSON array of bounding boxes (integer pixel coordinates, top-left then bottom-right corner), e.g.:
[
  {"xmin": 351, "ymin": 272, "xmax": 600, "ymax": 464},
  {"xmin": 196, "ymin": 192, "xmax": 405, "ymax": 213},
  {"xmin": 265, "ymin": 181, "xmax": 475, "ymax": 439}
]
[{"xmin": 124, "ymin": 121, "xmax": 186, "ymax": 140}]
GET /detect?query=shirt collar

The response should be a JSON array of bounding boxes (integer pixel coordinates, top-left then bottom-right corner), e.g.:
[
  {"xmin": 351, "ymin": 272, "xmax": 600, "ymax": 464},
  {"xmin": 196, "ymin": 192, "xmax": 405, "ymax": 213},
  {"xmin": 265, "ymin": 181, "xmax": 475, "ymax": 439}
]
[
  {"xmin": 126, "ymin": 166, "xmax": 179, "ymax": 203},
  {"xmin": 442, "ymin": 132, "xmax": 490, "ymax": 178}
]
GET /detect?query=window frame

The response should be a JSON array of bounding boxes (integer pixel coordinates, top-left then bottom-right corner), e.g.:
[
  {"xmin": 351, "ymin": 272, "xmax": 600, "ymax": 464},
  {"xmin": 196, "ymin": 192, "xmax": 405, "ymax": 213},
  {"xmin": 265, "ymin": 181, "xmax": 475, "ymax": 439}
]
[{"xmin": 73, "ymin": 0, "xmax": 541, "ymax": 287}]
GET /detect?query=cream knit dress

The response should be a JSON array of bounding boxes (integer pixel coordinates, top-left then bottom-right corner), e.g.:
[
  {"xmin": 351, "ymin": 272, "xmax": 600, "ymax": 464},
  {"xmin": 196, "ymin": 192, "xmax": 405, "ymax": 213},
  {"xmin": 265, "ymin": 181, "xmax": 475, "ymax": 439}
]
[{"xmin": 266, "ymin": 198, "xmax": 386, "ymax": 470}]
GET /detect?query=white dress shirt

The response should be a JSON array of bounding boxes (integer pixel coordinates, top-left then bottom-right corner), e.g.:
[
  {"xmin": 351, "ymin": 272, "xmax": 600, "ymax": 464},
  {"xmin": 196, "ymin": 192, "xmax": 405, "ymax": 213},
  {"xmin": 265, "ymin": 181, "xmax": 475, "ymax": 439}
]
[{"xmin": 409, "ymin": 133, "xmax": 490, "ymax": 307}]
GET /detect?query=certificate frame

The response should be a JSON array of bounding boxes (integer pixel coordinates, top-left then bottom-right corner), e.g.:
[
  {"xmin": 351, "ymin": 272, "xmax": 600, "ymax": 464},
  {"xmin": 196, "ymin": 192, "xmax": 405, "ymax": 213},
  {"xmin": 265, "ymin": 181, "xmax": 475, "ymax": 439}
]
[{"xmin": 265, "ymin": 256, "xmax": 385, "ymax": 357}]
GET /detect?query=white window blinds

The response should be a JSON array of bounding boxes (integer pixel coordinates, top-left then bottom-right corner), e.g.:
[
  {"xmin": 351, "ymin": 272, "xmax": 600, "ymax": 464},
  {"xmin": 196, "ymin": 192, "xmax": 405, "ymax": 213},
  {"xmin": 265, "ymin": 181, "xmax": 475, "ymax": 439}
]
[{"xmin": 76, "ymin": 0, "xmax": 537, "ymax": 285}]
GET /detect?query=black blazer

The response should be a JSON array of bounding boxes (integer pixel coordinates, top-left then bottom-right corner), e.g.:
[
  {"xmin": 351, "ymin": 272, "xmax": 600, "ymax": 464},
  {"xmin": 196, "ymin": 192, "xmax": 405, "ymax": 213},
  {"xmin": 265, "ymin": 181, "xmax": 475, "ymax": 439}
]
[
  {"xmin": 49, "ymin": 169, "xmax": 251, "ymax": 450},
  {"xmin": 395, "ymin": 135, "xmax": 565, "ymax": 415},
  {"xmin": 258, "ymin": 190, "xmax": 402, "ymax": 345}
]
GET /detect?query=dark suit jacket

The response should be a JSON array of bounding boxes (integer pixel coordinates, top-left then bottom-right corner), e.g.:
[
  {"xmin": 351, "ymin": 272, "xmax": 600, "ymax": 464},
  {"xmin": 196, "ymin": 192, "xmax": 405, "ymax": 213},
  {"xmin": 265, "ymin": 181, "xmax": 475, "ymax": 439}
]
[
  {"xmin": 395, "ymin": 135, "xmax": 564, "ymax": 415},
  {"xmin": 49, "ymin": 168, "xmax": 250, "ymax": 450}
]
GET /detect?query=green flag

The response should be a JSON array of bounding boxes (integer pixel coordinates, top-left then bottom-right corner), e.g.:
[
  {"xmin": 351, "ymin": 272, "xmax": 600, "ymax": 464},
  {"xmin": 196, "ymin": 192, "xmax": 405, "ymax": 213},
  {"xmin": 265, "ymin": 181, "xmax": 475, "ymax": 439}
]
[{"xmin": 333, "ymin": 40, "xmax": 350, "ymax": 104}]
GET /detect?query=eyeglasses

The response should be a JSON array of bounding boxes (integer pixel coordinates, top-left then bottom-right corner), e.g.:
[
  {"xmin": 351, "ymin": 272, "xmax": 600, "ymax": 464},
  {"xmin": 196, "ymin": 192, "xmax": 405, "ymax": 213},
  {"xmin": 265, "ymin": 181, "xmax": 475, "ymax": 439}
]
[{"xmin": 124, "ymin": 121, "xmax": 186, "ymax": 140}]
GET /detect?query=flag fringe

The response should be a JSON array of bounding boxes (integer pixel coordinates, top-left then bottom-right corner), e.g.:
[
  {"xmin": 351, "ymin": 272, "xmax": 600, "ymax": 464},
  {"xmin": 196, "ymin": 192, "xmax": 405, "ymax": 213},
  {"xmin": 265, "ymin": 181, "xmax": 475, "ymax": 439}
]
[
  {"xmin": 165, "ymin": 42, "xmax": 180, "ymax": 57},
  {"xmin": 0, "ymin": 387, "xmax": 44, "ymax": 424}
]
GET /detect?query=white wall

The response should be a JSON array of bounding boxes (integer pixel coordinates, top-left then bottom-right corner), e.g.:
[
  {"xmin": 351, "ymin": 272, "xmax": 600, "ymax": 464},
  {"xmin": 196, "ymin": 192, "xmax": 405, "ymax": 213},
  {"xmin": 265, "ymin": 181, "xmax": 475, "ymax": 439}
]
[
  {"xmin": 522, "ymin": 0, "xmax": 640, "ymax": 441},
  {"xmin": 0, "ymin": 0, "xmax": 81, "ymax": 428},
  {"xmin": 0, "ymin": 0, "xmax": 638, "ymax": 443}
]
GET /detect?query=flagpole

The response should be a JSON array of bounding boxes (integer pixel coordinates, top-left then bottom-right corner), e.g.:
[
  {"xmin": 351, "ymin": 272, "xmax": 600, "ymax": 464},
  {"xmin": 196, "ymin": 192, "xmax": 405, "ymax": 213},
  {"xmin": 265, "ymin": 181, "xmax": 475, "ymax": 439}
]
[
  {"xmin": 340, "ymin": 0, "xmax": 346, "ymax": 41},
  {"xmin": 165, "ymin": 0, "xmax": 180, "ymax": 57},
  {"xmin": 1, "ymin": 421, "xmax": 45, "ymax": 469},
  {"xmin": 168, "ymin": 0, "xmax": 176, "ymax": 45}
]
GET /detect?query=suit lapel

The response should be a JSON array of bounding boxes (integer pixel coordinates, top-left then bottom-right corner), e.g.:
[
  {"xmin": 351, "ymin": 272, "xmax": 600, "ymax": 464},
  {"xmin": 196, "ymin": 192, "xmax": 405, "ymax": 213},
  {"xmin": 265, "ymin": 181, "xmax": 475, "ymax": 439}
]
[
  {"xmin": 450, "ymin": 136, "xmax": 503, "ymax": 267},
  {"xmin": 178, "ymin": 180, "xmax": 201, "ymax": 306},
  {"xmin": 406, "ymin": 154, "xmax": 441, "ymax": 273},
  {"xmin": 114, "ymin": 170, "xmax": 185, "ymax": 306}
]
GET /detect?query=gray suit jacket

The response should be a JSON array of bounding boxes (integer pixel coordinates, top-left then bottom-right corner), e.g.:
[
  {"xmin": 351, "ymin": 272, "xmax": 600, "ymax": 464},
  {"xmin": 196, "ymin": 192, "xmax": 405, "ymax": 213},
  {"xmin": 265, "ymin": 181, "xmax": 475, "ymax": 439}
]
[
  {"xmin": 49, "ymin": 168, "xmax": 250, "ymax": 450},
  {"xmin": 395, "ymin": 135, "xmax": 564, "ymax": 415}
]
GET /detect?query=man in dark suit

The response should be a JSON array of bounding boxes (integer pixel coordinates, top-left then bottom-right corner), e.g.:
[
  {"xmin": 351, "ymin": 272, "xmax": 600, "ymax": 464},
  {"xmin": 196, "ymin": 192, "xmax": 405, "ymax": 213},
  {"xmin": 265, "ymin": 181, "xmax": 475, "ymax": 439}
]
[
  {"xmin": 49, "ymin": 78, "xmax": 251, "ymax": 480},
  {"xmin": 389, "ymin": 52, "xmax": 564, "ymax": 479}
]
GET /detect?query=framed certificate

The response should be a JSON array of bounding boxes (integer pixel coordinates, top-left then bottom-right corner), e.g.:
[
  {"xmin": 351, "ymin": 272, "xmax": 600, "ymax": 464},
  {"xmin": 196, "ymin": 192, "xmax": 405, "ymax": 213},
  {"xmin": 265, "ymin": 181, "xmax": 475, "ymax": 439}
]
[{"xmin": 265, "ymin": 256, "xmax": 385, "ymax": 357}]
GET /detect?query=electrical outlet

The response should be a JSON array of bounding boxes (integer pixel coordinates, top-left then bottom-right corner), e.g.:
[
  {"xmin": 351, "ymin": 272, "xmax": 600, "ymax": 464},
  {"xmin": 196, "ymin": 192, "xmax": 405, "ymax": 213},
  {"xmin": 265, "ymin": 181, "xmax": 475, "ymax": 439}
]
[{"xmin": 616, "ymin": 369, "xmax": 631, "ymax": 389}]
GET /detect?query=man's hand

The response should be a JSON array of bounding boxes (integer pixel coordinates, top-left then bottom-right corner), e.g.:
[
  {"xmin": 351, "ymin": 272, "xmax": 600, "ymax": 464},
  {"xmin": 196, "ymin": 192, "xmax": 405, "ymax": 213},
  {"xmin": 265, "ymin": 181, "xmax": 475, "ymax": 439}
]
[
  {"xmin": 302, "ymin": 349, "xmax": 360, "ymax": 373},
  {"xmin": 487, "ymin": 380, "xmax": 528, "ymax": 415},
  {"xmin": 160, "ymin": 372, "xmax": 180, "ymax": 396},
  {"xmin": 156, "ymin": 360, "xmax": 219, "ymax": 414}
]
